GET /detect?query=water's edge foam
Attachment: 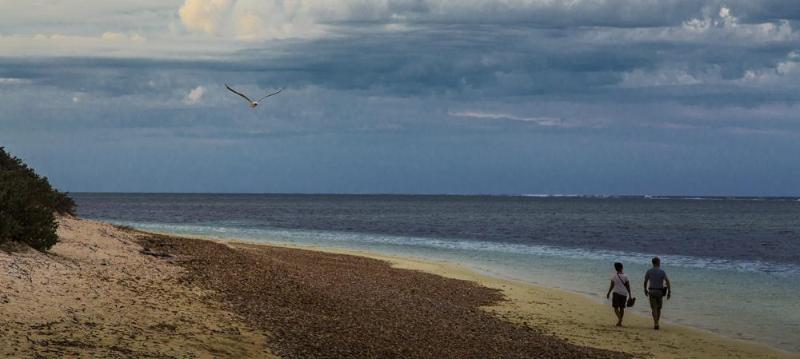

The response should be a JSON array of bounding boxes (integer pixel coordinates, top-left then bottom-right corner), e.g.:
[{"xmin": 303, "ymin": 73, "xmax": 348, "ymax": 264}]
[{"xmin": 112, "ymin": 220, "xmax": 800, "ymax": 277}]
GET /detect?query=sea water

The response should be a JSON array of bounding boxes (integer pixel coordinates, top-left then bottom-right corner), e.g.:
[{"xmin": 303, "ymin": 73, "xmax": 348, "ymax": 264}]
[{"xmin": 73, "ymin": 193, "xmax": 800, "ymax": 352}]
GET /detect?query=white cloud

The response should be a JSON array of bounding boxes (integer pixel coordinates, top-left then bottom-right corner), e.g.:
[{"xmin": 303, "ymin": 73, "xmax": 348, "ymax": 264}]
[
  {"xmin": 231, "ymin": 0, "xmax": 324, "ymax": 40},
  {"xmin": 588, "ymin": 6, "xmax": 796, "ymax": 44},
  {"xmin": 622, "ymin": 50, "xmax": 800, "ymax": 89},
  {"xmin": 620, "ymin": 67, "xmax": 712, "ymax": 87},
  {"xmin": 101, "ymin": 32, "xmax": 126, "ymax": 41},
  {"xmin": 449, "ymin": 111, "xmax": 588, "ymax": 128},
  {"xmin": 0, "ymin": 78, "xmax": 31, "ymax": 85},
  {"xmin": 0, "ymin": 31, "xmax": 238, "ymax": 58},
  {"xmin": 776, "ymin": 61, "xmax": 799, "ymax": 76},
  {"xmin": 178, "ymin": 0, "xmax": 326, "ymax": 40},
  {"xmin": 738, "ymin": 52, "xmax": 800, "ymax": 84},
  {"xmin": 178, "ymin": 0, "xmax": 234, "ymax": 35},
  {"xmin": 101, "ymin": 32, "xmax": 147, "ymax": 42},
  {"xmin": 680, "ymin": 6, "xmax": 795, "ymax": 42},
  {"xmin": 184, "ymin": 86, "xmax": 207, "ymax": 105},
  {"xmin": 722, "ymin": 127, "xmax": 795, "ymax": 137}
]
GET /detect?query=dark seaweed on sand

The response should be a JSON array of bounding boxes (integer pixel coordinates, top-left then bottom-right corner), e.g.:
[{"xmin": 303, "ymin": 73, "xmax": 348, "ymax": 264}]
[{"xmin": 139, "ymin": 235, "xmax": 632, "ymax": 359}]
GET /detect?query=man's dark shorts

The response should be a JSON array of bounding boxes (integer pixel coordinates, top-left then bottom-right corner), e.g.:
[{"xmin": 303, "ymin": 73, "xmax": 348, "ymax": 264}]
[
  {"xmin": 649, "ymin": 289, "xmax": 666, "ymax": 311},
  {"xmin": 612, "ymin": 293, "xmax": 627, "ymax": 308}
]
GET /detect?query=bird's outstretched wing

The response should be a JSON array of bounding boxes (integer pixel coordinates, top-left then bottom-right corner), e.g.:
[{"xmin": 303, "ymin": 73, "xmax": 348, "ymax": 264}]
[
  {"xmin": 225, "ymin": 84, "xmax": 254, "ymax": 103},
  {"xmin": 257, "ymin": 88, "xmax": 284, "ymax": 102}
]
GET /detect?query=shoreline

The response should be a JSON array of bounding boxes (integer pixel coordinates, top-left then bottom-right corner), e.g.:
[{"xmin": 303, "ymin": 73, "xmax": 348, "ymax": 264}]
[
  {"xmin": 2, "ymin": 218, "xmax": 796, "ymax": 358},
  {"xmin": 151, "ymin": 230, "xmax": 798, "ymax": 359},
  {"xmin": 138, "ymin": 225, "xmax": 630, "ymax": 358}
]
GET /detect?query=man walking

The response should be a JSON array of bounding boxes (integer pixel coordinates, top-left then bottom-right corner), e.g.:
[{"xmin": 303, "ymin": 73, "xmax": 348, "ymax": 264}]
[{"xmin": 644, "ymin": 257, "xmax": 671, "ymax": 330}]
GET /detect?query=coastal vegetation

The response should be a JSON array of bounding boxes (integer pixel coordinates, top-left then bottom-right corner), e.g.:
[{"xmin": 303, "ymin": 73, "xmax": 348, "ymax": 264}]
[{"xmin": 0, "ymin": 147, "xmax": 75, "ymax": 250}]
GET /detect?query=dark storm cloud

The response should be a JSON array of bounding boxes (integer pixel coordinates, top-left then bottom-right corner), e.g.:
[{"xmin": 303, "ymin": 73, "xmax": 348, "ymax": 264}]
[
  {"xmin": 2, "ymin": 18, "xmax": 799, "ymax": 134},
  {"xmin": 2, "ymin": 1, "xmax": 800, "ymax": 194},
  {"xmin": 316, "ymin": 0, "xmax": 800, "ymax": 28}
]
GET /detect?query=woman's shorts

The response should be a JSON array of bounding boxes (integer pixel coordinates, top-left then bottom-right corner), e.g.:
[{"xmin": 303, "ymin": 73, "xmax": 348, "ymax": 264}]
[{"xmin": 612, "ymin": 293, "xmax": 627, "ymax": 308}]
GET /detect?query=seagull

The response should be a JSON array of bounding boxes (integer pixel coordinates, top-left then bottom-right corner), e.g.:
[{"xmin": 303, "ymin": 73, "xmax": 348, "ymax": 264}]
[{"xmin": 225, "ymin": 84, "xmax": 283, "ymax": 108}]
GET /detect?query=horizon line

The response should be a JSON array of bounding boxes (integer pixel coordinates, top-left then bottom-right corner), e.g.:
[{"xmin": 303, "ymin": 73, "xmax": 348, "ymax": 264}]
[{"xmin": 68, "ymin": 192, "xmax": 800, "ymax": 199}]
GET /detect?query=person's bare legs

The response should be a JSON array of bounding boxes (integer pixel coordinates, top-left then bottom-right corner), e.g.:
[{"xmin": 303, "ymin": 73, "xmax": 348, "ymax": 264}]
[
  {"xmin": 650, "ymin": 298, "xmax": 661, "ymax": 329},
  {"xmin": 613, "ymin": 307, "xmax": 624, "ymax": 326},
  {"xmin": 653, "ymin": 307, "xmax": 660, "ymax": 329}
]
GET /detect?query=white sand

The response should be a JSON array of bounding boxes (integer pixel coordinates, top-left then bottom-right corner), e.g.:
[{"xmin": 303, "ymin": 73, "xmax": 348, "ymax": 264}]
[{"xmin": 0, "ymin": 217, "xmax": 275, "ymax": 358}]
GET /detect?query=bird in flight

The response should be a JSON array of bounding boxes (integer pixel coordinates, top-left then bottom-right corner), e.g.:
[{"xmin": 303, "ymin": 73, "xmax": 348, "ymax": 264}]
[{"xmin": 225, "ymin": 84, "xmax": 283, "ymax": 108}]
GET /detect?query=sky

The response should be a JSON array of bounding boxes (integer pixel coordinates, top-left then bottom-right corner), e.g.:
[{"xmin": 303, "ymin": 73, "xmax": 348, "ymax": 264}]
[{"xmin": 1, "ymin": 0, "xmax": 799, "ymax": 196}]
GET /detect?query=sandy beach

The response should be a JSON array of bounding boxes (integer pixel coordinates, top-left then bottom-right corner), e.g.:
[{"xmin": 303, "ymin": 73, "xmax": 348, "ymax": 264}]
[
  {"xmin": 302, "ymin": 247, "xmax": 798, "ymax": 359},
  {"xmin": 0, "ymin": 216, "xmax": 274, "ymax": 358},
  {"xmin": 1, "ymin": 217, "xmax": 796, "ymax": 358}
]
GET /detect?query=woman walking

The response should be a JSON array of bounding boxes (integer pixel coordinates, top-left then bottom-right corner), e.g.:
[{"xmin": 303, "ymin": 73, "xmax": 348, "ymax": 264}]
[{"xmin": 606, "ymin": 262, "xmax": 632, "ymax": 327}]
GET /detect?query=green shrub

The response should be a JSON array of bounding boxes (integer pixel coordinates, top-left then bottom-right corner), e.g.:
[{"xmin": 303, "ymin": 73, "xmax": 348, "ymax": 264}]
[{"xmin": 0, "ymin": 147, "xmax": 75, "ymax": 251}]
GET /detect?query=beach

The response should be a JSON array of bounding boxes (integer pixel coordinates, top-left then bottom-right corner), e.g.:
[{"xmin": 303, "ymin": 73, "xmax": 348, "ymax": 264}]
[
  {"xmin": 306, "ymin": 247, "xmax": 797, "ymax": 359},
  {"xmin": 78, "ymin": 193, "xmax": 800, "ymax": 353},
  {"xmin": 0, "ymin": 216, "xmax": 274, "ymax": 358},
  {"xmin": 1, "ymin": 216, "xmax": 795, "ymax": 358}
]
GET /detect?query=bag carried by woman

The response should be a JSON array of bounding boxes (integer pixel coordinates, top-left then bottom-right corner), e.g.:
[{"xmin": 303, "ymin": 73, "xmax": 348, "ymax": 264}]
[{"xmin": 618, "ymin": 273, "xmax": 636, "ymax": 307}]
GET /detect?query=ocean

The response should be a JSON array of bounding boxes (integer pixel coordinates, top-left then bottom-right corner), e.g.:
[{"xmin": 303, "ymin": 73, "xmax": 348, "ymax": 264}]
[{"xmin": 73, "ymin": 193, "xmax": 800, "ymax": 352}]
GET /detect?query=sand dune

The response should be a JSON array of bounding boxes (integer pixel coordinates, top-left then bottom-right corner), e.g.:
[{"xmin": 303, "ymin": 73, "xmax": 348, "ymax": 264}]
[{"xmin": 0, "ymin": 217, "xmax": 274, "ymax": 358}]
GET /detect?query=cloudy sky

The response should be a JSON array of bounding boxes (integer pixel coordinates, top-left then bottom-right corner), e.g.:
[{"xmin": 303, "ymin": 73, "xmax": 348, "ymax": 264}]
[{"xmin": 1, "ymin": 0, "xmax": 799, "ymax": 195}]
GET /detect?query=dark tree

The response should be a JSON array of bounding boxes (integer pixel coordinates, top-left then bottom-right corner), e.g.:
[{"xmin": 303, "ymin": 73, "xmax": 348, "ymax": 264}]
[{"xmin": 0, "ymin": 147, "xmax": 75, "ymax": 251}]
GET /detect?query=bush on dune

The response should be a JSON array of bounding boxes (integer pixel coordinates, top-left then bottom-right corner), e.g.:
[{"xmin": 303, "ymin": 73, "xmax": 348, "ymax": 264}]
[{"xmin": 0, "ymin": 147, "xmax": 75, "ymax": 251}]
